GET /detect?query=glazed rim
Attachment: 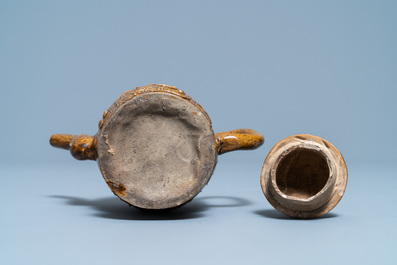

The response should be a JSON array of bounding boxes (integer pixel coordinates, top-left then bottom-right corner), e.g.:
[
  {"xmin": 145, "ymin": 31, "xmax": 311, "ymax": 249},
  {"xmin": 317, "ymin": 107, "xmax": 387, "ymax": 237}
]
[
  {"xmin": 97, "ymin": 92, "xmax": 217, "ymax": 209},
  {"xmin": 261, "ymin": 134, "xmax": 348, "ymax": 218}
]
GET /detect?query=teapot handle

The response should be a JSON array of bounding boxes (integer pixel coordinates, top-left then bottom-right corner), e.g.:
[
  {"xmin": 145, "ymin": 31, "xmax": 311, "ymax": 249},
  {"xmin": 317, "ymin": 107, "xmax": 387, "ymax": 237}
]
[
  {"xmin": 50, "ymin": 134, "xmax": 98, "ymax": 160},
  {"xmin": 215, "ymin": 129, "xmax": 264, "ymax": 155}
]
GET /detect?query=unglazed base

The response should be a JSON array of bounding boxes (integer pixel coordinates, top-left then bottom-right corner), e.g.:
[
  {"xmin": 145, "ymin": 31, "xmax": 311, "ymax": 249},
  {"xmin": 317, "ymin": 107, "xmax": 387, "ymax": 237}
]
[
  {"xmin": 97, "ymin": 92, "xmax": 217, "ymax": 209},
  {"xmin": 261, "ymin": 134, "xmax": 348, "ymax": 218}
]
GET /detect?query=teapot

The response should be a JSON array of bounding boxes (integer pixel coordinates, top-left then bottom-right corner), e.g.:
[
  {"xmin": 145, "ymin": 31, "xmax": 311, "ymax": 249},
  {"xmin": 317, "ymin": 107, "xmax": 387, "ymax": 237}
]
[{"xmin": 50, "ymin": 84, "xmax": 264, "ymax": 210}]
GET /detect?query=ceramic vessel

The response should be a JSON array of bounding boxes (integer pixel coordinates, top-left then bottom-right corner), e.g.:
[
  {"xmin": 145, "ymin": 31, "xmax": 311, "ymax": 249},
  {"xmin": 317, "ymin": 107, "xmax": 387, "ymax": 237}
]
[
  {"xmin": 260, "ymin": 134, "xmax": 347, "ymax": 218},
  {"xmin": 51, "ymin": 84, "xmax": 264, "ymax": 210}
]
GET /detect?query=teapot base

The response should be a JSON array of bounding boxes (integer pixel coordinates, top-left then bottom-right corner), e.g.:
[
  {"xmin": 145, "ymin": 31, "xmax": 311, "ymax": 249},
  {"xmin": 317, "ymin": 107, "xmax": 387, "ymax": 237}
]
[{"xmin": 97, "ymin": 91, "xmax": 217, "ymax": 209}]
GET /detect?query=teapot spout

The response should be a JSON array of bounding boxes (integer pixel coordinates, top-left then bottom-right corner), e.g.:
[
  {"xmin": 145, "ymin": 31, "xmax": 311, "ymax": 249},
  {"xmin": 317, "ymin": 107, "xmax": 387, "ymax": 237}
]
[
  {"xmin": 50, "ymin": 134, "xmax": 75, "ymax": 150},
  {"xmin": 50, "ymin": 134, "xmax": 98, "ymax": 161}
]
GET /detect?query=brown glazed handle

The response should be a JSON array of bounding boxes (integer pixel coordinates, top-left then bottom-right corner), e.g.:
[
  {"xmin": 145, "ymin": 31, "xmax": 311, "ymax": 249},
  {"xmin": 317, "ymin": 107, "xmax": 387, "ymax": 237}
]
[
  {"xmin": 50, "ymin": 134, "xmax": 98, "ymax": 160},
  {"xmin": 215, "ymin": 129, "xmax": 264, "ymax": 155}
]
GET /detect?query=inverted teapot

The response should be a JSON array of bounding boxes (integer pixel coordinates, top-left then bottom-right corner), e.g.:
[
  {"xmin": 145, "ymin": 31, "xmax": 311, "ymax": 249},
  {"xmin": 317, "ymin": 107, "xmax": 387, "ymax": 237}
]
[{"xmin": 51, "ymin": 84, "xmax": 264, "ymax": 210}]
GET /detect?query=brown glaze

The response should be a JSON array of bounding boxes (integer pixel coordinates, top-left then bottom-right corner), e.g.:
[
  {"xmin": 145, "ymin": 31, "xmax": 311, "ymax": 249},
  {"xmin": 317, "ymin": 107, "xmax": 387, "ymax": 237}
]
[
  {"xmin": 49, "ymin": 134, "xmax": 75, "ymax": 150},
  {"xmin": 106, "ymin": 181, "xmax": 127, "ymax": 197},
  {"xmin": 50, "ymin": 84, "xmax": 264, "ymax": 210},
  {"xmin": 215, "ymin": 129, "xmax": 264, "ymax": 154},
  {"xmin": 50, "ymin": 134, "xmax": 97, "ymax": 160}
]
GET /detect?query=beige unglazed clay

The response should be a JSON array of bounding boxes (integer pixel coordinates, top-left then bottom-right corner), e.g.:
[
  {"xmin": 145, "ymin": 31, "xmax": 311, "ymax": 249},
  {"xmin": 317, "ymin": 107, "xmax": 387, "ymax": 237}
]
[{"xmin": 260, "ymin": 134, "xmax": 348, "ymax": 219}]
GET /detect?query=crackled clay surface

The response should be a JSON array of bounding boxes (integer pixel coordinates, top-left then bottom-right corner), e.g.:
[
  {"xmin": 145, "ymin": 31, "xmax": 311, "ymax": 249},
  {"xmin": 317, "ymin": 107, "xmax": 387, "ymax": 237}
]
[
  {"xmin": 260, "ymin": 134, "xmax": 347, "ymax": 219},
  {"xmin": 50, "ymin": 84, "xmax": 264, "ymax": 210}
]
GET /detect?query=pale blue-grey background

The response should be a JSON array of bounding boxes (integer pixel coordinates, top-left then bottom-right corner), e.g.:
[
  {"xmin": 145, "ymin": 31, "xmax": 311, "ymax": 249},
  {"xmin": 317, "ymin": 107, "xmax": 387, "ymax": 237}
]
[{"xmin": 1, "ymin": 1, "xmax": 396, "ymax": 264}]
